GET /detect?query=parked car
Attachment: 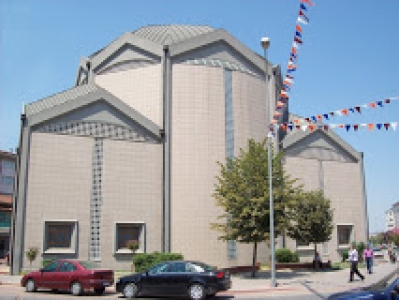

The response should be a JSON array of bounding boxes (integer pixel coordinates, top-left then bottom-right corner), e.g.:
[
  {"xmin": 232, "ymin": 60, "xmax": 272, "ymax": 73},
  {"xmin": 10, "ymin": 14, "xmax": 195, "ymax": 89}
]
[
  {"xmin": 115, "ymin": 260, "xmax": 231, "ymax": 299},
  {"xmin": 21, "ymin": 259, "xmax": 114, "ymax": 296},
  {"xmin": 327, "ymin": 269, "xmax": 399, "ymax": 299}
]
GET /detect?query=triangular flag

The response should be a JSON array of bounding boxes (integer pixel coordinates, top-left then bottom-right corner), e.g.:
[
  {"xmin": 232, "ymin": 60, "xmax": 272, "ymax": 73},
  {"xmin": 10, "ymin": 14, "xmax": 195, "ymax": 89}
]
[
  {"xmin": 342, "ymin": 109, "xmax": 348, "ymax": 115},
  {"xmin": 376, "ymin": 123, "xmax": 382, "ymax": 130},
  {"xmin": 369, "ymin": 102, "xmax": 376, "ymax": 108},
  {"xmin": 294, "ymin": 37, "xmax": 303, "ymax": 44},
  {"xmin": 288, "ymin": 124, "xmax": 294, "ymax": 131},
  {"xmin": 355, "ymin": 106, "xmax": 361, "ymax": 113},
  {"xmin": 301, "ymin": 125, "xmax": 307, "ymax": 131},
  {"xmin": 305, "ymin": 118, "xmax": 311, "ymax": 123},
  {"xmin": 300, "ymin": 3, "xmax": 307, "ymax": 11},
  {"xmin": 377, "ymin": 101, "xmax": 383, "ymax": 107},
  {"xmin": 323, "ymin": 125, "xmax": 329, "ymax": 131},
  {"xmin": 309, "ymin": 125, "xmax": 315, "ymax": 132},
  {"xmin": 391, "ymin": 122, "xmax": 398, "ymax": 131},
  {"xmin": 323, "ymin": 114, "xmax": 329, "ymax": 120},
  {"xmin": 287, "ymin": 68, "xmax": 297, "ymax": 73},
  {"xmin": 368, "ymin": 124, "xmax": 374, "ymax": 130},
  {"xmin": 296, "ymin": 125, "xmax": 301, "ymax": 130},
  {"xmin": 338, "ymin": 124, "xmax": 344, "ymax": 128},
  {"xmin": 330, "ymin": 124, "xmax": 337, "ymax": 129},
  {"xmin": 349, "ymin": 108, "xmax": 355, "ymax": 113},
  {"xmin": 285, "ymin": 76, "xmax": 294, "ymax": 83},
  {"xmin": 286, "ymin": 74, "xmax": 294, "ymax": 79},
  {"xmin": 297, "ymin": 16, "xmax": 308, "ymax": 25},
  {"xmin": 317, "ymin": 115, "xmax": 322, "ymax": 120},
  {"xmin": 354, "ymin": 125, "xmax": 359, "ymax": 131},
  {"xmin": 292, "ymin": 41, "xmax": 300, "ymax": 49},
  {"xmin": 295, "ymin": 31, "xmax": 302, "ymax": 38},
  {"xmin": 311, "ymin": 116, "xmax": 317, "ymax": 122},
  {"xmin": 336, "ymin": 110, "xmax": 342, "ymax": 116},
  {"xmin": 384, "ymin": 123, "xmax": 390, "ymax": 130},
  {"xmin": 301, "ymin": 0, "xmax": 314, "ymax": 6},
  {"xmin": 385, "ymin": 99, "xmax": 391, "ymax": 104},
  {"xmin": 299, "ymin": 10, "xmax": 309, "ymax": 23},
  {"xmin": 296, "ymin": 24, "xmax": 302, "ymax": 33},
  {"xmin": 330, "ymin": 112, "xmax": 335, "ymax": 117},
  {"xmin": 345, "ymin": 125, "xmax": 351, "ymax": 131}
]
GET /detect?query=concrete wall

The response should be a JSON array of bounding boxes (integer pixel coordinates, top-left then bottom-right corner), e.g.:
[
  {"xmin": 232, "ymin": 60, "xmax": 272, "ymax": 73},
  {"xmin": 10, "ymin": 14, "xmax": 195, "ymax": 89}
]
[
  {"xmin": 171, "ymin": 64, "xmax": 269, "ymax": 268},
  {"xmin": 95, "ymin": 64, "xmax": 162, "ymax": 127},
  {"xmin": 24, "ymin": 133, "xmax": 93, "ymax": 270}
]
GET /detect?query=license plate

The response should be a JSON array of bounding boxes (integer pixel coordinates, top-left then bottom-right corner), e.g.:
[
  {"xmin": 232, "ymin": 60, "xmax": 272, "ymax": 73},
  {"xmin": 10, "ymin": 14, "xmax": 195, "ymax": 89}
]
[{"xmin": 103, "ymin": 282, "xmax": 110, "ymax": 286}]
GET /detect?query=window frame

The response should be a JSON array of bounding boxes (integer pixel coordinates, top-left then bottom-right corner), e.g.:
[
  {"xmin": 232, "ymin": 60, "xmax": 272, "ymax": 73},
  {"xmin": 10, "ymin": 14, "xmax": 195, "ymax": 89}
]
[
  {"xmin": 43, "ymin": 220, "xmax": 78, "ymax": 255},
  {"xmin": 114, "ymin": 222, "xmax": 145, "ymax": 254},
  {"xmin": 337, "ymin": 224, "xmax": 353, "ymax": 249}
]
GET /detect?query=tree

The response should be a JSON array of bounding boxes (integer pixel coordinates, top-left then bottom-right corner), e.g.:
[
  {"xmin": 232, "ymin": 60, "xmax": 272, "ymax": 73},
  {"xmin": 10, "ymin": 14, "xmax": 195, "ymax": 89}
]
[
  {"xmin": 25, "ymin": 247, "xmax": 39, "ymax": 270},
  {"xmin": 127, "ymin": 240, "xmax": 140, "ymax": 272},
  {"xmin": 212, "ymin": 139, "xmax": 300, "ymax": 277},
  {"xmin": 286, "ymin": 190, "xmax": 334, "ymax": 252}
]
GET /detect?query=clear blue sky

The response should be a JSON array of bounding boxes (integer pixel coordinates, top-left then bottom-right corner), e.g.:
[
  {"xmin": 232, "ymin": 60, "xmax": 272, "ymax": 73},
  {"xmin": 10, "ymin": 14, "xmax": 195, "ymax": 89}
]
[{"xmin": 1, "ymin": 0, "xmax": 398, "ymax": 233}]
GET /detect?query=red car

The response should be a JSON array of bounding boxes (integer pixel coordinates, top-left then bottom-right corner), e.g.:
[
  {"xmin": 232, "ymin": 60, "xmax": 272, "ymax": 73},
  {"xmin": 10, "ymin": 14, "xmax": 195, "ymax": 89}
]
[{"xmin": 21, "ymin": 259, "xmax": 114, "ymax": 296}]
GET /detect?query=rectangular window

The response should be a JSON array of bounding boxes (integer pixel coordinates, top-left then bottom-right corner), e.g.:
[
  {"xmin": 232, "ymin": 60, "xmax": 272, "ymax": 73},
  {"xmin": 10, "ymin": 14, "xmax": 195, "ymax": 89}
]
[
  {"xmin": 115, "ymin": 222, "xmax": 144, "ymax": 254},
  {"xmin": 44, "ymin": 220, "xmax": 77, "ymax": 254},
  {"xmin": 0, "ymin": 211, "xmax": 11, "ymax": 228},
  {"xmin": 1, "ymin": 176, "xmax": 14, "ymax": 185},
  {"xmin": 337, "ymin": 225, "xmax": 353, "ymax": 246},
  {"xmin": 2, "ymin": 160, "xmax": 15, "ymax": 170}
]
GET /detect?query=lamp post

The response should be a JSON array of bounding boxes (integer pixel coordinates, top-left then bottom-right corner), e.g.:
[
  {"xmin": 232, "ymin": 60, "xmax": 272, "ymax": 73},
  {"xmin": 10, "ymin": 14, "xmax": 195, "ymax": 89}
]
[{"xmin": 261, "ymin": 37, "xmax": 276, "ymax": 288}]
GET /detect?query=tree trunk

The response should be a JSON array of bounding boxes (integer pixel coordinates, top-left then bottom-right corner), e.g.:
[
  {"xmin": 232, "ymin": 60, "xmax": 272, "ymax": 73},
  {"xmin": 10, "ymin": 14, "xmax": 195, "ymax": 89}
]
[{"xmin": 251, "ymin": 242, "xmax": 258, "ymax": 278}]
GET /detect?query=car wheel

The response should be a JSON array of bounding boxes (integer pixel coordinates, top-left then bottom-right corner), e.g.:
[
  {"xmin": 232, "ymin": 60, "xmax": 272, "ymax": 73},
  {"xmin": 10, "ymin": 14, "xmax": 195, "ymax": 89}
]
[
  {"xmin": 26, "ymin": 279, "xmax": 36, "ymax": 292},
  {"xmin": 71, "ymin": 281, "xmax": 83, "ymax": 296},
  {"xmin": 94, "ymin": 287, "xmax": 105, "ymax": 295},
  {"xmin": 123, "ymin": 283, "xmax": 138, "ymax": 298},
  {"xmin": 188, "ymin": 284, "xmax": 205, "ymax": 300}
]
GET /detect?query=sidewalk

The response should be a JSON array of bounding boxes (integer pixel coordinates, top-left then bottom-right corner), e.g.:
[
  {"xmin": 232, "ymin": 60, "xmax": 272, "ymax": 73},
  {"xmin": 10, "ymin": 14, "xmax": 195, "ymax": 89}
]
[{"xmin": 222, "ymin": 259, "xmax": 399, "ymax": 297}]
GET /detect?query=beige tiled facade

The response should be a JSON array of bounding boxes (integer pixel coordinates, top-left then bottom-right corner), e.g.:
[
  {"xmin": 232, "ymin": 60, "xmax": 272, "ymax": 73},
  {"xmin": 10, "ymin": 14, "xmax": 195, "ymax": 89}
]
[{"xmin": 24, "ymin": 133, "xmax": 93, "ymax": 270}]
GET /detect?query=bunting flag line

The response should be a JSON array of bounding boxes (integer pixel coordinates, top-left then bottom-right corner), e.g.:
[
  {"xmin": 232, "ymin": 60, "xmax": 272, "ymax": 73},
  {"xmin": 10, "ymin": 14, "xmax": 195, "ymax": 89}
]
[
  {"xmin": 289, "ymin": 96, "xmax": 398, "ymax": 124},
  {"xmin": 272, "ymin": 122, "xmax": 398, "ymax": 132},
  {"xmin": 270, "ymin": 0, "xmax": 315, "ymax": 129}
]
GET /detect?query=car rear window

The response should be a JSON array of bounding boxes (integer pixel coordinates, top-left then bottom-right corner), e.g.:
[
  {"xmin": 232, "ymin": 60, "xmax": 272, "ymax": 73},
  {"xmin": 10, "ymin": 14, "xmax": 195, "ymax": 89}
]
[
  {"xmin": 189, "ymin": 262, "xmax": 216, "ymax": 272},
  {"xmin": 78, "ymin": 261, "xmax": 97, "ymax": 270}
]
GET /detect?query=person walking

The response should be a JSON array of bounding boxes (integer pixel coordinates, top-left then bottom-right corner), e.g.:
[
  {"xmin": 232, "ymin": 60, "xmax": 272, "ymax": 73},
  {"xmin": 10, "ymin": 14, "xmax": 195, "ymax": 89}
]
[
  {"xmin": 363, "ymin": 244, "xmax": 374, "ymax": 274},
  {"xmin": 348, "ymin": 243, "xmax": 365, "ymax": 282}
]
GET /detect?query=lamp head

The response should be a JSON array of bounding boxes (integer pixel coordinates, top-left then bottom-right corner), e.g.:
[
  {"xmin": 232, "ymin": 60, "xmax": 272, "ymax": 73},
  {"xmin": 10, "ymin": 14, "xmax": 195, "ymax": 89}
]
[{"xmin": 261, "ymin": 37, "xmax": 270, "ymax": 50}]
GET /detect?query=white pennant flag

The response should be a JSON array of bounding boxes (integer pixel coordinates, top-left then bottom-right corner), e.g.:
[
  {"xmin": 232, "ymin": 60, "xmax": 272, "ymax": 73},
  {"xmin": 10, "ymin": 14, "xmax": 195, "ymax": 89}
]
[
  {"xmin": 297, "ymin": 16, "xmax": 308, "ymax": 25},
  {"xmin": 292, "ymin": 41, "xmax": 299, "ymax": 49},
  {"xmin": 330, "ymin": 124, "xmax": 337, "ymax": 129},
  {"xmin": 336, "ymin": 110, "xmax": 342, "ymax": 116},
  {"xmin": 391, "ymin": 122, "xmax": 398, "ymax": 131},
  {"xmin": 301, "ymin": 125, "xmax": 307, "ymax": 131}
]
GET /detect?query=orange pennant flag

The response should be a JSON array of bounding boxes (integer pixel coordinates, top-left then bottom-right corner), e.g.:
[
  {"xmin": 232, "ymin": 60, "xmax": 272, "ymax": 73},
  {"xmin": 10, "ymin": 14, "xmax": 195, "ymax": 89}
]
[
  {"xmin": 309, "ymin": 125, "xmax": 315, "ymax": 132},
  {"xmin": 317, "ymin": 115, "xmax": 322, "ymax": 120},
  {"xmin": 369, "ymin": 102, "xmax": 376, "ymax": 108},
  {"xmin": 281, "ymin": 124, "xmax": 287, "ymax": 131},
  {"xmin": 368, "ymin": 124, "xmax": 374, "ymax": 130},
  {"xmin": 342, "ymin": 109, "xmax": 348, "ymax": 115}
]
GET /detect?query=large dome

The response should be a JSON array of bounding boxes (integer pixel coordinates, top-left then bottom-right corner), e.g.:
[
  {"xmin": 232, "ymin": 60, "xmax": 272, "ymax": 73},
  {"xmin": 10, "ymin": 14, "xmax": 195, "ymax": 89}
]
[{"xmin": 132, "ymin": 24, "xmax": 215, "ymax": 45}]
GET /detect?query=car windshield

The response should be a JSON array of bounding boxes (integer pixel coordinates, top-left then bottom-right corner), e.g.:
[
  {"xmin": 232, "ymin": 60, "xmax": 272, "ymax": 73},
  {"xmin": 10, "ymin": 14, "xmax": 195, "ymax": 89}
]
[
  {"xmin": 78, "ymin": 261, "xmax": 97, "ymax": 270},
  {"xmin": 189, "ymin": 262, "xmax": 216, "ymax": 272}
]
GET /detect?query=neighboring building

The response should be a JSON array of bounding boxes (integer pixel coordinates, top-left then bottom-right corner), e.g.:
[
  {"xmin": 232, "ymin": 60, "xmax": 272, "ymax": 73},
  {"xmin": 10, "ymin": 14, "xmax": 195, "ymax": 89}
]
[
  {"xmin": 0, "ymin": 150, "xmax": 16, "ymax": 259},
  {"xmin": 386, "ymin": 202, "xmax": 399, "ymax": 231},
  {"xmin": 11, "ymin": 25, "xmax": 368, "ymax": 273}
]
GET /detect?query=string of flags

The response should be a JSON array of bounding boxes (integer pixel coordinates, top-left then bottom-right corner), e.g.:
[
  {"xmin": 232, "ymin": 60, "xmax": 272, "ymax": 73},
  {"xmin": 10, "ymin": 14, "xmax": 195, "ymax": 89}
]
[
  {"xmin": 291, "ymin": 97, "xmax": 398, "ymax": 124},
  {"xmin": 273, "ymin": 122, "xmax": 398, "ymax": 132},
  {"xmin": 271, "ymin": 0, "xmax": 315, "ymax": 126}
]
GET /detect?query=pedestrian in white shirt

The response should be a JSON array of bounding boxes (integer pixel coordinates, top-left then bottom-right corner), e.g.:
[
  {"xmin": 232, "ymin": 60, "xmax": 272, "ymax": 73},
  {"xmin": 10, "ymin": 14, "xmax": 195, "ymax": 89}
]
[{"xmin": 348, "ymin": 243, "xmax": 365, "ymax": 282}]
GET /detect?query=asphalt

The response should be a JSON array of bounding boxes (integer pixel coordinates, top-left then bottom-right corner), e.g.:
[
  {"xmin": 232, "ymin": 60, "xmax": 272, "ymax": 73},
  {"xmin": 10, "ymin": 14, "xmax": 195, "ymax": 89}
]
[{"xmin": 1, "ymin": 259, "xmax": 398, "ymax": 298}]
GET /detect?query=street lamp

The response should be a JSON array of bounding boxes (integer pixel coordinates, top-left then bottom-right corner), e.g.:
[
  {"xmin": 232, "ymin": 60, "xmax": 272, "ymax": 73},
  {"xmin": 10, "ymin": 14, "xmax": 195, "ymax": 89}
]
[{"xmin": 261, "ymin": 37, "xmax": 277, "ymax": 288}]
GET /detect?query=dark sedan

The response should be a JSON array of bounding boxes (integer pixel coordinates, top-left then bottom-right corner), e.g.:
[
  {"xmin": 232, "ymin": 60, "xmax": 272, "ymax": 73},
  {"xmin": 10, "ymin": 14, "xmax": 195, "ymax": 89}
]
[
  {"xmin": 328, "ymin": 269, "xmax": 399, "ymax": 299},
  {"xmin": 115, "ymin": 260, "xmax": 231, "ymax": 299},
  {"xmin": 21, "ymin": 259, "xmax": 114, "ymax": 296}
]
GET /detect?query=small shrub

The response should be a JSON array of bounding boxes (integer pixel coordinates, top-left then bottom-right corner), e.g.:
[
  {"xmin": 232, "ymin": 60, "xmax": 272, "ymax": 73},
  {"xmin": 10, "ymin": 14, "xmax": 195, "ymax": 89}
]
[
  {"xmin": 341, "ymin": 250, "xmax": 349, "ymax": 262},
  {"xmin": 127, "ymin": 240, "xmax": 140, "ymax": 253},
  {"xmin": 25, "ymin": 247, "xmax": 39, "ymax": 270},
  {"xmin": 291, "ymin": 251, "xmax": 300, "ymax": 263},
  {"xmin": 133, "ymin": 252, "xmax": 183, "ymax": 273},
  {"xmin": 276, "ymin": 248, "xmax": 294, "ymax": 263}
]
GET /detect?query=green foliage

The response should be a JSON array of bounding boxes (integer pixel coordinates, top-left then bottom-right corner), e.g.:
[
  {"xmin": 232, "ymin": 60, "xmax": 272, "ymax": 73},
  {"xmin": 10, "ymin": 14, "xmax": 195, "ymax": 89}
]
[
  {"xmin": 341, "ymin": 250, "xmax": 349, "ymax": 262},
  {"xmin": 286, "ymin": 190, "xmax": 334, "ymax": 251},
  {"xmin": 41, "ymin": 258, "xmax": 55, "ymax": 267},
  {"xmin": 291, "ymin": 251, "xmax": 300, "ymax": 263},
  {"xmin": 127, "ymin": 240, "xmax": 140, "ymax": 253},
  {"xmin": 356, "ymin": 242, "xmax": 366, "ymax": 262},
  {"xmin": 212, "ymin": 139, "xmax": 300, "ymax": 241},
  {"xmin": 387, "ymin": 232, "xmax": 399, "ymax": 247},
  {"xmin": 275, "ymin": 248, "xmax": 299, "ymax": 263},
  {"xmin": 25, "ymin": 247, "xmax": 39, "ymax": 269},
  {"xmin": 133, "ymin": 252, "xmax": 183, "ymax": 273}
]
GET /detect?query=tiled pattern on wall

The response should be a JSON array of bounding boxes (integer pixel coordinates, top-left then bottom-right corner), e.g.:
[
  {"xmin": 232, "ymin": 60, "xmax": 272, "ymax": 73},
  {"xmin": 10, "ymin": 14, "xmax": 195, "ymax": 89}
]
[
  {"xmin": 90, "ymin": 138, "xmax": 103, "ymax": 260},
  {"xmin": 38, "ymin": 121, "xmax": 153, "ymax": 142}
]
